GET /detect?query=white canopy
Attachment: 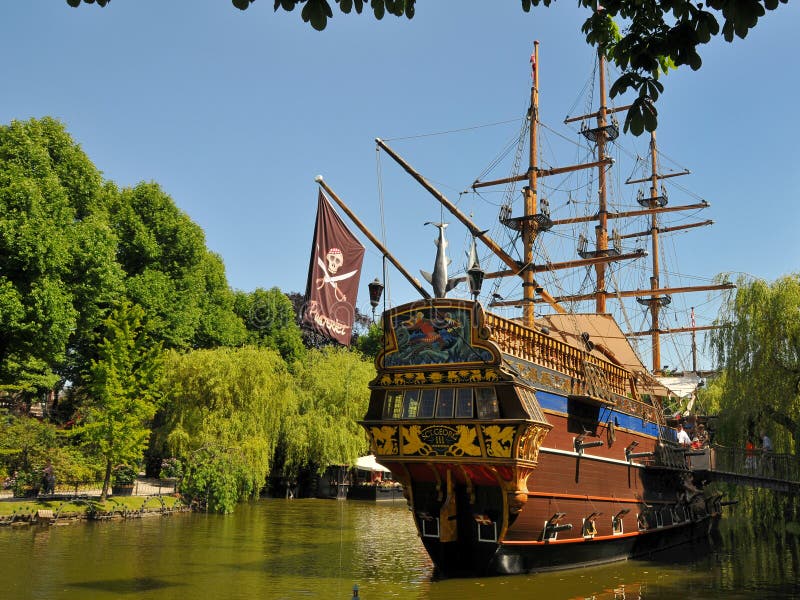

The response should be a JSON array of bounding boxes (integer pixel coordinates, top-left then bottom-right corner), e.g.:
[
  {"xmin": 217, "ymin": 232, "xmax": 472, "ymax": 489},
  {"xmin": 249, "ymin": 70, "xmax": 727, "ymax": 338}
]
[
  {"xmin": 657, "ymin": 373, "xmax": 702, "ymax": 399},
  {"xmin": 354, "ymin": 455, "xmax": 390, "ymax": 472}
]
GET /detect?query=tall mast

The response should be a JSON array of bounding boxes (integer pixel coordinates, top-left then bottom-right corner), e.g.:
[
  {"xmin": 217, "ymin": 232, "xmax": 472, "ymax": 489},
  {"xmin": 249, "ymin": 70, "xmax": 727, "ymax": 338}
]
[
  {"xmin": 648, "ymin": 132, "xmax": 663, "ymax": 372},
  {"xmin": 522, "ymin": 41, "xmax": 540, "ymax": 327},
  {"xmin": 618, "ymin": 133, "xmax": 734, "ymax": 373},
  {"xmin": 594, "ymin": 50, "xmax": 610, "ymax": 313},
  {"xmin": 691, "ymin": 307, "xmax": 697, "ymax": 373}
]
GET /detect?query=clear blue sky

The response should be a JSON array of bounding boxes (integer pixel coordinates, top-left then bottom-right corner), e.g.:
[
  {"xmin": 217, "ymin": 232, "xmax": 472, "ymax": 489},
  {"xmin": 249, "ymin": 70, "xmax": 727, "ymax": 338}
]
[{"xmin": 3, "ymin": 1, "xmax": 797, "ymax": 371}]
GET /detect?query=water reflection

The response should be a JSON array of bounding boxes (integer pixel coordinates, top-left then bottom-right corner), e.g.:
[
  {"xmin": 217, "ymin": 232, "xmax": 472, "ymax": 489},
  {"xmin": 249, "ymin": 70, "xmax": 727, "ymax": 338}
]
[{"xmin": 1, "ymin": 496, "xmax": 799, "ymax": 599}]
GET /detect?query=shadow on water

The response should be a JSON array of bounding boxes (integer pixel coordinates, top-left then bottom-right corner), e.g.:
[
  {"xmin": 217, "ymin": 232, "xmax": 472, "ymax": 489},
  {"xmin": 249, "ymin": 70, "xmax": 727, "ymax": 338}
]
[
  {"xmin": 69, "ymin": 577, "xmax": 183, "ymax": 594},
  {"xmin": 2, "ymin": 492, "xmax": 799, "ymax": 599}
]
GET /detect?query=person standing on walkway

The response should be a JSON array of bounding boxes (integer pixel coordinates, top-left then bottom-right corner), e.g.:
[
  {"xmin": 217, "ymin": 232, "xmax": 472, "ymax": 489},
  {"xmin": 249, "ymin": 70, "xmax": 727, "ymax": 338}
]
[
  {"xmin": 760, "ymin": 430, "xmax": 773, "ymax": 475},
  {"xmin": 42, "ymin": 461, "xmax": 56, "ymax": 495},
  {"xmin": 676, "ymin": 422, "xmax": 691, "ymax": 447}
]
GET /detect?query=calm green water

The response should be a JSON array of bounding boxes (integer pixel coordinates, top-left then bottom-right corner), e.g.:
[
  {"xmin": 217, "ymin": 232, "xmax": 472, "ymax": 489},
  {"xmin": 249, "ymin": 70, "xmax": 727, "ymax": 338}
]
[{"xmin": 2, "ymin": 498, "xmax": 799, "ymax": 599}]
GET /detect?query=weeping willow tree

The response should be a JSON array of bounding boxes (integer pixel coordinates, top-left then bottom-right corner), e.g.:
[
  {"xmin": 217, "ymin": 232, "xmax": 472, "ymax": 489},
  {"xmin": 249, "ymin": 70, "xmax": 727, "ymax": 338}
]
[
  {"xmin": 710, "ymin": 275, "xmax": 800, "ymax": 452},
  {"xmin": 280, "ymin": 346, "xmax": 374, "ymax": 478},
  {"xmin": 155, "ymin": 346, "xmax": 298, "ymax": 513}
]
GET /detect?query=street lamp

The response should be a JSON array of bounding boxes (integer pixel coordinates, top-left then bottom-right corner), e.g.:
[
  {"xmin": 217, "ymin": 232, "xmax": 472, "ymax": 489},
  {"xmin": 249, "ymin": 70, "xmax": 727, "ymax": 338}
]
[{"xmin": 368, "ymin": 277, "xmax": 384, "ymax": 322}]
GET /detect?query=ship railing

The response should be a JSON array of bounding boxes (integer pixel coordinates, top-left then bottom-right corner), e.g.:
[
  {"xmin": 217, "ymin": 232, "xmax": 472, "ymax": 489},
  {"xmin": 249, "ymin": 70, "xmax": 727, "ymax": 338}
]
[
  {"xmin": 486, "ymin": 313, "xmax": 629, "ymax": 396},
  {"xmin": 652, "ymin": 443, "xmax": 690, "ymax": 469},
  {"xmin": 705, "ymin": 445, "xmax": 800, "ymax": 482}
]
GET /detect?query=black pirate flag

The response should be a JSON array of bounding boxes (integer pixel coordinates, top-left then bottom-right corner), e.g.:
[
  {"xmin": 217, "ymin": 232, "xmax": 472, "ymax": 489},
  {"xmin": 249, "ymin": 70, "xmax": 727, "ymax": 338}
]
[{"xmin": 303, "ymin": 191, "xmax": 365, "ymax": 345}]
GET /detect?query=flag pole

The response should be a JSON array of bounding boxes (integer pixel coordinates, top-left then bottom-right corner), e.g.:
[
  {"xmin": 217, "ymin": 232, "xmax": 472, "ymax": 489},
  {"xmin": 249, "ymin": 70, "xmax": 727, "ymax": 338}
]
[{"xmin": 315, "ymin": 176, "xmax": 431, "ymax": 300}]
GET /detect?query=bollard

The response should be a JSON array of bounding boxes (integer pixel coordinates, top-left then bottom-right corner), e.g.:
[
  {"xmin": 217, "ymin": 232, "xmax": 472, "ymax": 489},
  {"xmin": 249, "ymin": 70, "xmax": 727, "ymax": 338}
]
[{"xmin": 352, "ymin": 583, "xmax": 359, "ymax": 598}]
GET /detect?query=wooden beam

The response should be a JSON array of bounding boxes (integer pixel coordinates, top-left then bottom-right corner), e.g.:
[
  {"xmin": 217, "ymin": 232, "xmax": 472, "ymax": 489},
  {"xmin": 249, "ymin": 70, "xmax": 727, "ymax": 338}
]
[
  {"xmin": 484, "ymin": 250, "xmax": 646, "ymax": 279},
  {"xmin": 626, "ymin": 325, "xmax": 721, "ymax": 337},
  {"xmin": 619, "ymin": 220, "xmax": 713, "ymax": 240},
  {"xmin": 471, "ymin": 159, "xmax": 611, "ymax": 190},
  {"xmin": 625, "ymin": 170, "xmax": 690, "ymax": 185},
  {"xmin": 563, "ymin": 104, "xmax": 633, "ymax": 124},
  {"xmin": 549, "ymin": 201, "xmax": 710, "ymax": 227},
  {"xmin": 534, "ymin": 282, "xmax": 736, "ymax": 303}
]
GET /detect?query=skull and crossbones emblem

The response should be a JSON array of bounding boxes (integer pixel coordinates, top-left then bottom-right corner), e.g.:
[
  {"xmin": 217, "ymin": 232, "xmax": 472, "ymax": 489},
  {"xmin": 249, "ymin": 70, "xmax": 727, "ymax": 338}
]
[{"xmin": 316, "ymin": 247, "xmax": 358, "ymax": 302}]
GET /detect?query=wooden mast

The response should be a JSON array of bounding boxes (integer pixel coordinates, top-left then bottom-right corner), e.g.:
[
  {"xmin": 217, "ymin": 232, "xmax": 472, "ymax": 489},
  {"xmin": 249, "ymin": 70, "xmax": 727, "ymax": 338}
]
[
  {"xmin": 595, "ymin": 50, "xmax": 610, "ymax": 313},
  {"xmin": 648, "ymin": 132, "xmax": 663, "ymax": 372},
  {"xmin": 691, "ymin": 307, "xmax": 698, "ymax": 373},
  {"xmin": 467, "ymin": 43, "xmax": 637, "ymax": 312},
  {"xmin": 522, "ymin": 41, "xmax": 540, "ymax": 327},
  {"xmin": 374, "ymin": 138, "xmax": 568, "ymax": 314}
]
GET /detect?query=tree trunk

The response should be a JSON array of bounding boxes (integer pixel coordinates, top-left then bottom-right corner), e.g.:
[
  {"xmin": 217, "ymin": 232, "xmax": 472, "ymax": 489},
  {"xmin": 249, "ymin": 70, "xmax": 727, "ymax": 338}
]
[{"xmin": 100, "ymin": 460, "xmax": 112, "ymax": 502}]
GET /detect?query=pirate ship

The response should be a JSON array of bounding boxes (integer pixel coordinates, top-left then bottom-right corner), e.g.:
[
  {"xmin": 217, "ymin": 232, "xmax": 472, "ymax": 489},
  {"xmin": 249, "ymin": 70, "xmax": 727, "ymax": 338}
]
[{"xmin": 316, "ymin": 41, "xmax": 732, "ymax": 576}]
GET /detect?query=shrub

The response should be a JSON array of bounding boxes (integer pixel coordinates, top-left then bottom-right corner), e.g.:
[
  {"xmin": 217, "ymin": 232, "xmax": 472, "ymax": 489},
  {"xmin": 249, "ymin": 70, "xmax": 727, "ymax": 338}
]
[{"xmin": 112, "ymin": 464, "xmax": 138, "ymax": 485}]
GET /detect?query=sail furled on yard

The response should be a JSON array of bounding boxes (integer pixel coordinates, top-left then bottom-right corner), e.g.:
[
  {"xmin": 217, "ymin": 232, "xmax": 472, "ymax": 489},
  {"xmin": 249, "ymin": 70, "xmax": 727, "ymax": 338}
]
[{"xmin": 303, "ymin": 191, "xmax": 365, "ymax": 345}]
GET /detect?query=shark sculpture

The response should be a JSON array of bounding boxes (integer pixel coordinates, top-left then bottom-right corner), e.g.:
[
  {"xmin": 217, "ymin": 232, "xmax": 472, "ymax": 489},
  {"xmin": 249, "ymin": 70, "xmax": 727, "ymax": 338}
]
[
  {"xmin": 466, "ymin": 235, "xmax": 481, "ymax": 274},
  {"xmin": 420, "ymin": 222, "xmax": 465, "ymax": 298}
]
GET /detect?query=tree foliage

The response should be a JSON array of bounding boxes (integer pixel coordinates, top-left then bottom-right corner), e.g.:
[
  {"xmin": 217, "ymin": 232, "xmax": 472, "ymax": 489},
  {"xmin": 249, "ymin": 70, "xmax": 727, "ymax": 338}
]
[
  {"xmin": 0, "ymin": 411, "xmax": 111, "ymax": 488},
  {"xmin": 67, "ymin": 0, "xmax": 789, "ymax": 134},
  {"xmin": 0, "ymin": 118, "xmax": 123, "ymax": 395},
  {"xmin": 0, "ymin": 118, "xmax": 246, "ymax": 399},
  {"xmin": 711, "ymin": 275, "xmax": 800, "ymax": 452},
  {"xmin": 355, "ymin": 322, "xmax": 383, "ymax": 361},
  {"xmin": 73, "ymin": 301, "xmax": 163, "ymax": 500},
  {"xmin": 155, "ymin": 346, "xmax": 298, "ymax": 513},
  {"xmin": 233, "ymin": 287, "xmax": 306, "ymax": 363},
  {"xmin": 0, "ymin": 414, "xmax": 59, "ymax": 481},
  {"xmin": 280, "ymin": 346, "xmax": 373, "ymax": 477},
  {"xmin": 109, "ymin": 182, "xmax": 246, "ymax": 351}
]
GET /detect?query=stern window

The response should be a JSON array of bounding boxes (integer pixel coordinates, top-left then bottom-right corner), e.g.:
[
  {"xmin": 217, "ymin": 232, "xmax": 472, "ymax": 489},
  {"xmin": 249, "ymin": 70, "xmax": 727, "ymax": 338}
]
[
  {"xmin": 476, "ymin": 387, "xmax": 500, "ymax": 419},
  {"xmin": 402, "ymin": 389, "xmax": 421, "ymax": 418},
  {"xmin": 455, "ymin": 388, "xmax": 474, "ymax": 418},
  {"xmin": 436, "ymin": 389, "xmax": 455, "ymax": 418},
  {"xmin": 383, "ymin": 391, "xmax": 403, "ymax": 419},
  {"xmin": 419, "ymin": 389, "xmax": 436, "ymax": 418}
]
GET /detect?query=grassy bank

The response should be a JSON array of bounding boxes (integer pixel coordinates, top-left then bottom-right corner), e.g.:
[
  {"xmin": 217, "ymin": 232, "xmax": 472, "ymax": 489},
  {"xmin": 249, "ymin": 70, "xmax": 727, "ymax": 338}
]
[{"xmin": 0, "ymin": 495, "xmax": 182, "ymax": 517}]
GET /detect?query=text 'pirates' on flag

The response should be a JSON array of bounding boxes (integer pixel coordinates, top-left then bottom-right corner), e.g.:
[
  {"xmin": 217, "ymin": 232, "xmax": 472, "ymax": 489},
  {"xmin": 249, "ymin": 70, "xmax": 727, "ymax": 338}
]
[{"xmin": 303, "ymin": 191, "xmax": 365, "ymax": 346}]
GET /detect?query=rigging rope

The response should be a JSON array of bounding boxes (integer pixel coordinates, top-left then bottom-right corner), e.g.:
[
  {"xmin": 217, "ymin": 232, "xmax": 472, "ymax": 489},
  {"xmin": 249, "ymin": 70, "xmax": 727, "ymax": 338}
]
[
  {"xmin": 375, "ymin": 147, "xmax": 392, "ymax": 306},
  {"xmin": 381, "ymin": 118, "xmax": 523, "ymax": 142}
]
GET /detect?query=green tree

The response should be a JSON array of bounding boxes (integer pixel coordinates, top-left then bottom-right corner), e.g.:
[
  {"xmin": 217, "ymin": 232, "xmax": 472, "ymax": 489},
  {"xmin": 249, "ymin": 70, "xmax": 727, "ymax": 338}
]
[
  {"xmin": 711, "ymin": 275, "xmax": 800, "ymax": 452},
  {"xmin": 0, "ymin": 413, "xmax": 58, "ymax": 483},
  {"xmin": 73, "ymin": 301, "xmax": 163, "ymax": 501},
  {"xmin": 109, "ymin": 181, "xmax": 246, "ymax": 350},
  {"xmin": 155, "ymin": 346, "xmax": 298, "ymax": 513},
  {"xmin": 280, "ymin": 346, "xmax": 373, "ymax": 478},
  {"xmin": 196, "ymin": 253, "xmax": 249, "ymax": 347},
  {"xmin": 67, "ymin": 0, "xmax": 790, "ymax": 134},
  {"xmin": 355, "ymin": 323, "xmax": 383, "ymax": 361},
  {"xmin": 0, "ymin": 117, "xmax": 124, "ymax": 397},
  {"xmin": 234, "ymin": 288, "xmax": 305, "ymax": 363}
]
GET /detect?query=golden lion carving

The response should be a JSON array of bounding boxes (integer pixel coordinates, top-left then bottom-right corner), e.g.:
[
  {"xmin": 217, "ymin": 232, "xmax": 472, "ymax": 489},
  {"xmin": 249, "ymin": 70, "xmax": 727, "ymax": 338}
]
[
  {"xmin": 370, "ymin": 426, "xmax": 398, "ymax": 455},
  {"xmin": 402, "ymin": 425, "xmax": 433, "ymax": 456},
  {"xmin": 483, "ymin": 425, "xmax": 515, "ymax": 457},
  {"xmin": 447, "ymin": 425, "xmax": 482, "ymax": 457}
]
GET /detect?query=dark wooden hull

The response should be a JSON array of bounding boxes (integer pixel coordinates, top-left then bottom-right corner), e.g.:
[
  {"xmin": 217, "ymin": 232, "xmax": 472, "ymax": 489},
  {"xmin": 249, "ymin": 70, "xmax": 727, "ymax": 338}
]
[
  {"xmin": 362, "ymin": 299, "xmax": 718, "ymax": 577},
  {"xmin": 424, "ymin": 518, "xmax": 713, "ymax": 576},
  {"xmin": 400, "ymin": 448, "xmax": 716, "ymax": 576},
  {"xmin": 493, "ymin": 517, "xmax": 713, "ymax": 574}
]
